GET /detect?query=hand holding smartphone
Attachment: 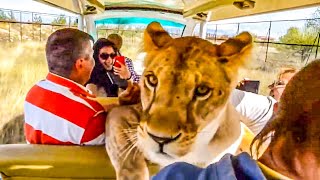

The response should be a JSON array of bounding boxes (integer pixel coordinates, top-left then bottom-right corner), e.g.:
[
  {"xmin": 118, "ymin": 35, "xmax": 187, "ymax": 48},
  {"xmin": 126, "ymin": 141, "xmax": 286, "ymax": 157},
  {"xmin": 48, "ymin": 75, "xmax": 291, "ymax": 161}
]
[{"xmin": 113, "ymin": 56, "xmax": 125, "ymax": 68}]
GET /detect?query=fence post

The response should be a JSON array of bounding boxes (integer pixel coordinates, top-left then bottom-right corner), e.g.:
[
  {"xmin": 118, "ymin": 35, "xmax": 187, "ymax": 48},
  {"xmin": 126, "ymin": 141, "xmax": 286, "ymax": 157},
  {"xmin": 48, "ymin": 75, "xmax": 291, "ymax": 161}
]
[
  {"xmin": 236, "ymin": 23, "xmax": 240, "ymax": 34},
  {"xmin": 214, "ymin": 24, "xmax": 217, "ymax": 43},
  {"xmin": 8, "ymin": 23, "xmax": 11, "ymax": 42},
  {"xmin": 32, "ymin": 12, "xmax": 34, "ymax": 40},
  {"xmin": 20, "ymin": 11, "xmax": 22, "ymax": 42},
  {"xmin": 315, "ymin": 32, "xmax": 320, "ymax": 59},
  {"xmin": 40, "ymin": 24, "xmax": 42, "ymax": 42},
  {"xmin": 10, "ymin": 10, "xmax": 13, "ymax": 20},
  {"xmin": 265, "ymin": 21, "xmax": 272, "ymax": 62}
]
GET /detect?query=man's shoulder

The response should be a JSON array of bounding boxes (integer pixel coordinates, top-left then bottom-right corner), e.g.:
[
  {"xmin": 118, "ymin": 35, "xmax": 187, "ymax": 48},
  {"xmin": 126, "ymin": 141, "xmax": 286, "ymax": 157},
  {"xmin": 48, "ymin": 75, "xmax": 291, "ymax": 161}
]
[{"xmin": 26, "ymin": 79, "xmax": 103, "ymax": 112}]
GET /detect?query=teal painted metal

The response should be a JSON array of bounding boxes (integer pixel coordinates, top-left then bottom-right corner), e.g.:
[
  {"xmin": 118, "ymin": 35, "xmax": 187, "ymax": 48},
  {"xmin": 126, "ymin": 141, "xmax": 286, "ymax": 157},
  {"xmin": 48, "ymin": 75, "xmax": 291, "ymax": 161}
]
[{"xmin": 95, "ymin": 17, "xmax": 185, "ymax": 28}]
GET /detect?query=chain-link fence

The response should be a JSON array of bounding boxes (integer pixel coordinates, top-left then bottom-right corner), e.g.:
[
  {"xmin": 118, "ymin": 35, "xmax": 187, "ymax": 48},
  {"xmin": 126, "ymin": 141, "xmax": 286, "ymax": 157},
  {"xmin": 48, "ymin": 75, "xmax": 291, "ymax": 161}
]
[
  {"xmin": 1, "ymin": 8, "xmax": 319, "ymax": 67},
  {"xmin": 0, "ymin": 8, "xmax": 78, "ymax": 42},
  {"xmin": 204, "ymin": 18, "xmax": 320, "ymax": 67}
]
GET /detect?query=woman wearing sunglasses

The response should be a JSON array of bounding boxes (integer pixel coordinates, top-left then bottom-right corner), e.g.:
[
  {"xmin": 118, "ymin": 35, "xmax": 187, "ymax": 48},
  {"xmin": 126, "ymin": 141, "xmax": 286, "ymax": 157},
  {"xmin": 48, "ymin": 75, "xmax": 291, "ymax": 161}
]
[
  {"xmin": 86, "ymin": 38, "xmax": 130, "ymax": 97},
  {"xmin": 268, "ymin": 67, "xmax": 298, "ymax": 102}
]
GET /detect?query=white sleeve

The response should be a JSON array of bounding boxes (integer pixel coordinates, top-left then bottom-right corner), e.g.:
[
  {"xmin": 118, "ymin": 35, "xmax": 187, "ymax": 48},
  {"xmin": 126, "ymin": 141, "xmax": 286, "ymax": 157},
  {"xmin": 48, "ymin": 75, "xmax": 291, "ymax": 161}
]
[{"xmin": 230, "ymin": 89, "xmax": 276, "ymax": 135}]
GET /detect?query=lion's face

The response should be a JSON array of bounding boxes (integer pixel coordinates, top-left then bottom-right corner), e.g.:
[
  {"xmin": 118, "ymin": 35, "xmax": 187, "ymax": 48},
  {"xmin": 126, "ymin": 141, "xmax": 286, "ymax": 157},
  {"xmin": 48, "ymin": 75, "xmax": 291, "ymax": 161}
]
[{"xmin": 137, "ymin": 22, "xmax": 252, "ymax": 165}]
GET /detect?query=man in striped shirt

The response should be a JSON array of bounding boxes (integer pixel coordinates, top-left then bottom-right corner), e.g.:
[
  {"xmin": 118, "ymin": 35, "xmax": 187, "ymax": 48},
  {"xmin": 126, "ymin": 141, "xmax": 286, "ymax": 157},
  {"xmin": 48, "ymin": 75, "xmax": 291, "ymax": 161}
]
[{"xmin": 24, "ymin": 28, "xmax": 107, "ymax": 145}]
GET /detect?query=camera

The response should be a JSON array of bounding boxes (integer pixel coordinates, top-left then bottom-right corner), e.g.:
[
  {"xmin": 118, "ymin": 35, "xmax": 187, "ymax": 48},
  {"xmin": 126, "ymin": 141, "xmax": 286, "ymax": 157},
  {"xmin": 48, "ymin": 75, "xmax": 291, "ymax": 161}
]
[{"xmin": 236, "ymin": 80, "xmax": 260, "ymax": 94}]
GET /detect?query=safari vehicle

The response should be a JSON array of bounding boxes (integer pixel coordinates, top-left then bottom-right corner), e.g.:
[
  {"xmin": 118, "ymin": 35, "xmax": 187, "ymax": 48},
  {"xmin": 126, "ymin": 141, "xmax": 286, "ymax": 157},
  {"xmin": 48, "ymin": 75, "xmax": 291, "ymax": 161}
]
[{"xmin": 0, "ymin": 0, "xmax": 319, "ymax": 179}]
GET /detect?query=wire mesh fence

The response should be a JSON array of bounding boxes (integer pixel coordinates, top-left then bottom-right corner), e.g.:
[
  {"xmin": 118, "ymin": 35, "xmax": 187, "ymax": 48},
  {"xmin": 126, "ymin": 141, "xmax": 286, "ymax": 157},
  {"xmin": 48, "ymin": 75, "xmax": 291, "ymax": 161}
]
[
  {"xmin": 1, "ymin": 8, "xmax": 319, "ymax": 66},
  {"xmin": 0, "ymin": 8, "xmax": 78, "ymax": 42},
  {"xmin": 205, "ymin": 18, "xmax": 320, "ymax": 66}
]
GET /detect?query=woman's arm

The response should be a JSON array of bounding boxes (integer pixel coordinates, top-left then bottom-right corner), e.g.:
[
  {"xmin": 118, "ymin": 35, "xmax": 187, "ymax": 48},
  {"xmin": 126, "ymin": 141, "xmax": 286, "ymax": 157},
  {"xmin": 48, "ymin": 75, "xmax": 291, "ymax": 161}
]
[{"xmin": 124, "ymin": 57, "xmax": 140, "ymax": 83}]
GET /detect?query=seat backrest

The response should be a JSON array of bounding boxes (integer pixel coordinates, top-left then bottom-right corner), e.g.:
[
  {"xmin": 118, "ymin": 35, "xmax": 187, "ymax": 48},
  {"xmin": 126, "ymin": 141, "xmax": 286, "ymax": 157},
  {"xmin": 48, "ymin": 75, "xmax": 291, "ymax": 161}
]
[{"xmin": 0, "ymin": 144, "xmax": 159, "ymax": 180}]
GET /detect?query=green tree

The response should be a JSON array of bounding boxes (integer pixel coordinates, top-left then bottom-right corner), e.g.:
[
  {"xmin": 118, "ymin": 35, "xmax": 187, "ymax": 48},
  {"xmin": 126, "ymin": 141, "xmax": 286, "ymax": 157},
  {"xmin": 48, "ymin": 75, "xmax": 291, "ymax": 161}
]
[
  {"xmin": 279, "ymin": 27, "xmax": 312, "ymax": 46},
  {"xmin": 278, "ymin": 8, "xmax": 320, "ymax": 62},
  {"xmin": 306, "ymin": 7, "xmax": 320, "ymax": 30},
  {"xmin": 33, "ymin": 14, "xmax": 42, "ymax": 23},
  {"xmin": 279, "ymin": 27, "xmax": 318, "ymax": 62},
  {"xmin": 72, "ymin": 18, "xmax": 78, "ymax": 26},
  {"xmin": 0, "ymin": 10, "xmax": 14, "ymax": 21},
  {"xmin": 52, "ymin": 15, "xmax": 67, "ymax": 25}
]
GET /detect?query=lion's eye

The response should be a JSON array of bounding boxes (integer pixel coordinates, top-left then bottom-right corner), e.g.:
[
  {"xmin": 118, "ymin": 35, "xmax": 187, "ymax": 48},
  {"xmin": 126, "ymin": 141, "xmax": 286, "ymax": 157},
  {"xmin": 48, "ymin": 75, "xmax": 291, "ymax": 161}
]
[
  {"xmin": 195, "ymin": 85, "xmax": 211, "ymax": 97},
  {"xmin": 145, "ymin": 74, "xmax": 158, "ymax": 87}
]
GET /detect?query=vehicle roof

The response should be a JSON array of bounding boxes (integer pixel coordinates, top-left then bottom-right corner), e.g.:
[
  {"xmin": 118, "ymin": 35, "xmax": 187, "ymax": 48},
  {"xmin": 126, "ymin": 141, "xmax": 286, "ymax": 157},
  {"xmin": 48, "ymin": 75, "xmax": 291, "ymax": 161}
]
[{"xmin": 34, "ymin": 0, "xmax": 320, "ymax": 21}]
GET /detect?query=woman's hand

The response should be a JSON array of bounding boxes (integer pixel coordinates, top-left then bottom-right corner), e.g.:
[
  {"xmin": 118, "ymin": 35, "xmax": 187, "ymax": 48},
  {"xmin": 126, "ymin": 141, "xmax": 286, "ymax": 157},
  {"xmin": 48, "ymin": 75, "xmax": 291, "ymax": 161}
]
[
  {"xmin": 113, "ymin": 61, "xmax": 131, "ymax": 80},
  {"xmin": 118, "ymin": 81, "xmax": 141, "ymax": 105}
]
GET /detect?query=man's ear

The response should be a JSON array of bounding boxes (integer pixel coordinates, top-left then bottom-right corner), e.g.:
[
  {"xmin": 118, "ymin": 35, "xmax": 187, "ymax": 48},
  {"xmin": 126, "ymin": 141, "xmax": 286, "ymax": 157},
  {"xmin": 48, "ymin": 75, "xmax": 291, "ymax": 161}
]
[
  {"xmin": 216, "ymin": 32, "xmax": 253, "ymax": 69},
  {"xmin": 74, "ymin": 58, "xmax": 84, "ymax": 71},
  {"xmin": 144, "ymin": 21, "xmax": 172, "ymax": 52}
]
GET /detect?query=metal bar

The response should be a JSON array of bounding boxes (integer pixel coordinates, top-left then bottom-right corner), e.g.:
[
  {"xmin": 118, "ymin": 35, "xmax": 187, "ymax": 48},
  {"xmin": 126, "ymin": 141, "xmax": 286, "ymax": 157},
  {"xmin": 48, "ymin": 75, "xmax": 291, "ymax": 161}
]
[
  {"xmin": 253, "ymin": 41, "xmax": 320, "ymax": 47},
  {"xmin": 32, "ymin": 24, "xmax": 34, "ymax": 40},
  {"xmin": 214, "ymin": 24, "xmax": 217, "ymax": 43},
  {"xmin": 181, "ymin": 25, "xmax": 186, "ymax": 37},
  {"xmin": 315, "ymin": 32, "xmax": 320, "ymax": 59},
  {"xmin": 40, "ymin": 24, "xmax": 42, "ymax": 42},
  {"xmin": 20, "ymin": 12, "xmax": 22, "ymax": 42},
  {"xmin": 265, "ymin": 21, "xmax": 272, "ymax": 62},
  {"xmin": 8, "ymin": 22, "xmax": 11, "ymax": 42},
  {"xmin": 236, "ymin": 23, "xmax": 240, "ymax": 34},
  {"xmin": 210, "ymin": 18, "xmax": 320, "ymax": 26}
]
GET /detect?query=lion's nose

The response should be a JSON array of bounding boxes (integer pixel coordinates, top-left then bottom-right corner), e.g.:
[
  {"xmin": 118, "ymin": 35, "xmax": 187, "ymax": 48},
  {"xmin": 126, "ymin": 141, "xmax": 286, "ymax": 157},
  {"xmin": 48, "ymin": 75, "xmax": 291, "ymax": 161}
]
[{"xmin": 147, "ymin": 132, "xmax": 181, "ymax": 145}]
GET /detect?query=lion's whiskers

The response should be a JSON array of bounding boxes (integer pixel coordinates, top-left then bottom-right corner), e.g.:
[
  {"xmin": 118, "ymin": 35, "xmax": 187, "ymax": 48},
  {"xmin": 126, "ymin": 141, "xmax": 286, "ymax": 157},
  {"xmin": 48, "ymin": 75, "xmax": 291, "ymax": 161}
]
[
  {"xmin": 120, "ymin": 141, "xmax": 138, "ymax": 167},
  {"xmin": 118, "ymin": 134, "xmax": 137, "ymax": 152},
  {"xmin": 119, "ymin": 137, "xmax": 136, "ymax": 157},
  {"xmin": 132, "ymin": 145, "xmax": 141, "ymax": 161}
]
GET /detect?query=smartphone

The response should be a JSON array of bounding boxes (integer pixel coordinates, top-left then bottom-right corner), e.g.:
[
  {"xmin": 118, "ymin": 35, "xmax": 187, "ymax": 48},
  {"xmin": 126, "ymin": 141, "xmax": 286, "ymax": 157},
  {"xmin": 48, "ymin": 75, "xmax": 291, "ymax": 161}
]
[
  {"xmin": 113, "ymin": 56, "xmax": 125, "ymax": 68},
  {"xmin": 236, "ymin": 80, "xmax": 260, "ymax": 94}
]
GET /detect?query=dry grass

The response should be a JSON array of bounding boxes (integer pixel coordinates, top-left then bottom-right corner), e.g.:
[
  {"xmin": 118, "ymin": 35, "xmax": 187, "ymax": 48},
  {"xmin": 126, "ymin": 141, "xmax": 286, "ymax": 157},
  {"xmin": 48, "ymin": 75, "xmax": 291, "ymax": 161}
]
[{"xmin": 0, "ymin": 42, "xmax": 48, "ymax": 128}]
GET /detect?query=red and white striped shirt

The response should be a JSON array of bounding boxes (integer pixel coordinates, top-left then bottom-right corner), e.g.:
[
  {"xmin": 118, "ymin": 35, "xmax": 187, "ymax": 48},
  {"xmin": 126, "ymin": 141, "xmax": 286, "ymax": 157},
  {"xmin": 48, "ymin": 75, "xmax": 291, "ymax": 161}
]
[{"xmin": 24, "ymin": 73, "xmax": 107, "ymax": 145}]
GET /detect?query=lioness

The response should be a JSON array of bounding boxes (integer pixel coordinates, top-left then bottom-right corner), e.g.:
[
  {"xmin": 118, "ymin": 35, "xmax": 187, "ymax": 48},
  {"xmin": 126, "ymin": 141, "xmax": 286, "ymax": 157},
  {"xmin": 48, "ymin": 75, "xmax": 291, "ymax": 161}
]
[{"xmin": 105, "ymin": 22, "xmax": 253, "ymax": 180}]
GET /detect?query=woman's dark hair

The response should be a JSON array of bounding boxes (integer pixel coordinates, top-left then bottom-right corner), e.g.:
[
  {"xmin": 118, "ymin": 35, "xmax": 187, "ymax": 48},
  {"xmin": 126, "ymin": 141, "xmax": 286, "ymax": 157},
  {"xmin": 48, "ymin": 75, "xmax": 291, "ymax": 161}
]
[
  {"xmin": 250, "ymin": 60, "xmax": 320, "ymax": 163},
  {"xmin": 87, "ymin": 38, "xmax": 119, "ymax": 97}
]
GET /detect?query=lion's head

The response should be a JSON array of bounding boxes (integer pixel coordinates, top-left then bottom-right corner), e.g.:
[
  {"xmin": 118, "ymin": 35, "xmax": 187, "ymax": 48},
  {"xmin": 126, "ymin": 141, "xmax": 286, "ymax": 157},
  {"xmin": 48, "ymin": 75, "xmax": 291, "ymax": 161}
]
[{"xmin": 137, "ymin": 22, "xmax": 252, "ymax": 165}]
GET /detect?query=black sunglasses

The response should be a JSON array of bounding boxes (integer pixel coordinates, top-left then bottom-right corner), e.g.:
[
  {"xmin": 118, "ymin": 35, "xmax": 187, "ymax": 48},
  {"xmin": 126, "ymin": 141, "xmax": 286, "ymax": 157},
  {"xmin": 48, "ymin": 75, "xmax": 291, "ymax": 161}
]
[{"xmin": 99, "ymin": 53, "xmax": 116, "ymax": 60}]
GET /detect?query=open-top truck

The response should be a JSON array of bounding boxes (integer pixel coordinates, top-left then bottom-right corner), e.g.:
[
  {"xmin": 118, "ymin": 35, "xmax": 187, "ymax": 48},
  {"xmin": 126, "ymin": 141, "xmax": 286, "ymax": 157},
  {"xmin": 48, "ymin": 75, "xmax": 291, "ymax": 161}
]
[{"xmin": 0, "ymin": 0, "xmax": 319, "ymax": 179}]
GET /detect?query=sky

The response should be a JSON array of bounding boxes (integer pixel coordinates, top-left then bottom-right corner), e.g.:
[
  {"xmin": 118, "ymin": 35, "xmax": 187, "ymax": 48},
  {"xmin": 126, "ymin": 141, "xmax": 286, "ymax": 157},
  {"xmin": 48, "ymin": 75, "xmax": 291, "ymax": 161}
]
[
  {"xmin": 0, "ymin": 0, "xmax": 77, "ymax": 16},
  {"xmin": 0, "ymin": 0, "xmax": 319, "ymax": 39}
]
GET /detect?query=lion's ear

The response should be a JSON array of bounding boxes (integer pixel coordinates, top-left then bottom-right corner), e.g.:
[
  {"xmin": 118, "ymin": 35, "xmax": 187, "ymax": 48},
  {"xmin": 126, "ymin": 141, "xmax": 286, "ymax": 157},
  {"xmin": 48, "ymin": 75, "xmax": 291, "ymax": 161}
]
[
  {"xmin": 217, "ymin": 32, "xmax": 253, "ymax": 68},
  {"xmin": 144, "ymin": 22, "xmax": 172, "ymax": 52}
]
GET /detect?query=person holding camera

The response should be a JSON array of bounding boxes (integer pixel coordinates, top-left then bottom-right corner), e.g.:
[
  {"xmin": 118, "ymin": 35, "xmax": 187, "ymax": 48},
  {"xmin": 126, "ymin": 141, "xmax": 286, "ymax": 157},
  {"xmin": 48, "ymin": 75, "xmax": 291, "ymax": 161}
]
[
  {"xmin": 107, "ymin": 33, "xmax": 141, "ymax": 83},
  {"xmin": 268, "ymin": 67, "xmax": 297, "ymax": 102},
  {"xmin": 86, "ymin": 38, "xmax": 131, "ymax": 97}
]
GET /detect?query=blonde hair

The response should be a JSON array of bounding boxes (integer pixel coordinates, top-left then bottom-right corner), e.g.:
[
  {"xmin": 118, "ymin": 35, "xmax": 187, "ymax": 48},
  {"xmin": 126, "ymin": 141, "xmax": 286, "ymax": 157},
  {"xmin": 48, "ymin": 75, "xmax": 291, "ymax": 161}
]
[
  {"xmin": 107, "ymin": 34, "xmax": 123, "ymax": 50},
  {"xmin": 277, "ymin": 67, "xmax": 298, "ymax": 80}
]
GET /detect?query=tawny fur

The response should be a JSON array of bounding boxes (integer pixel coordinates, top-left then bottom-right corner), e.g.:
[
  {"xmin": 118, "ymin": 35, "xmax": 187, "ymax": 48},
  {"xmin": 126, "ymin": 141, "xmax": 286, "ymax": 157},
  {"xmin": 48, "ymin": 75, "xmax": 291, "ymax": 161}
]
[{"xmin": 105, "ymin": 22, "xmax": 253, "ymax": 180}]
